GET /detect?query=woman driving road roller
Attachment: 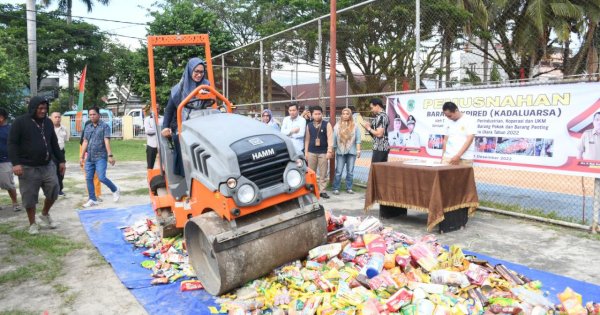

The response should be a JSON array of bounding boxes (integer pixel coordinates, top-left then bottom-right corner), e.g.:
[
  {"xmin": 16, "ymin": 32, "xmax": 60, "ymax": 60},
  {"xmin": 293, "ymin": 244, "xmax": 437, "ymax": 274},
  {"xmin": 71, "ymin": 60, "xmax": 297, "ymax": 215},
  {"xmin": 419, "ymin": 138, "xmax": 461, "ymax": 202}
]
[{"xmin": 161, "ymin": 57, "xmax": 210, "ymax": 176}]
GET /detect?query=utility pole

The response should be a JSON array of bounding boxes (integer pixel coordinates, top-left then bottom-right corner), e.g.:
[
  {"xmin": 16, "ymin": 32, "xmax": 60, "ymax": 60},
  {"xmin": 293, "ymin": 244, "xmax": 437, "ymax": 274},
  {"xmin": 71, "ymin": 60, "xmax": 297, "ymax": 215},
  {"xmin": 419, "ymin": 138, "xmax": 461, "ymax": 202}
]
[
  {"xmin": 329, "ymin": 0, "xmax": 337, "ymax": 184},
  {"xmin": 26, "ymin": 0, "xmax": 37, "ymax": 96}
]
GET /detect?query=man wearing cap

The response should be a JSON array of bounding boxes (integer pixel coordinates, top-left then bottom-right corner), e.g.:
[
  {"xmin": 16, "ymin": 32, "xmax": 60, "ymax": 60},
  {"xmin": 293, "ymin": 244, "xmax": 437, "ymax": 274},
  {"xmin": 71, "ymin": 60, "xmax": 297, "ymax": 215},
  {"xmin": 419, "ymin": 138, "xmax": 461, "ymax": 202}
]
[
  {"xmin": 363, "ymin": 98, "xmax": 390, "ymax": 163},
  {"xmin": 388, "ymin": 118, "xmax": 403, "ymax": 147},
  {"xmin": 8, "ymin": 96, "xmax": 65, "ymax": 235},
  {"xmin": 402, "ymin": 115, "xmax": 421, "ymax": 148},
  {"xmin": 441, "ymin": 102, "xmax": 476, "ymax": 165}
]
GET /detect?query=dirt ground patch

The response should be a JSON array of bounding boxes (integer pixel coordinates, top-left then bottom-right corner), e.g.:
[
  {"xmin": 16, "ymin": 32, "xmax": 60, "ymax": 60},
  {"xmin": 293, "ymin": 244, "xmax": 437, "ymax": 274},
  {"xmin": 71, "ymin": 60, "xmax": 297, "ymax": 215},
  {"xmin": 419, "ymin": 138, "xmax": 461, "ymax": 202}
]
[{"xmin": 0, "ymin": 160, "xmax": 598, "ymax": 314}]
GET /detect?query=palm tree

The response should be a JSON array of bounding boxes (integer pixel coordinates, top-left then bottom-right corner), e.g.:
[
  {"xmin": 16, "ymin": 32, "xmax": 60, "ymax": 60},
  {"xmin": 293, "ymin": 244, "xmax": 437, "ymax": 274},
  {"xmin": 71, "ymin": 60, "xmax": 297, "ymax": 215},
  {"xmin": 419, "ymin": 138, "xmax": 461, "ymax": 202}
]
[
  {"xmin": 435, "ymin": 0, "xmax": 489, "ymax": 88},
  {"xmin": 41, "ymin": 0, "xmax": 110, "ymax": 106}
]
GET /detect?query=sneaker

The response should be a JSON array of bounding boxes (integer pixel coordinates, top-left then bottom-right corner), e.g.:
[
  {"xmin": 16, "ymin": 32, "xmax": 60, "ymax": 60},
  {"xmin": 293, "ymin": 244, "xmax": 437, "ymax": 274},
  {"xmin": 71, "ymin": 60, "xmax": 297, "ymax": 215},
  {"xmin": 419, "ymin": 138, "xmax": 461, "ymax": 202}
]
[
  {"xmin": 38, "ymin": 214, "xmax": 58, "ymax": 229},
  {"xmin": 333, "ymin": 190, "xmax": 340, "ymax": 195},
  {"xmin": 113, "ymin": 186, "xmax": 121, "ymax": 202},
  {"xmin": 346, "ymin": 189, "xmax": 354, "ymax": 194},
  {"xmin": 12, "ymin": 204, "xmax": 22, "ymax": 212},
  {"xmin": 320, "ymin": 192, "xmax": 330, "ymax": 199},
  {"xmin": 58, "ymin": 191, "xmax": 66, "ymax": 197},
  {"xmin": 82, "ymin": 199, "xmax": 99, "ymax": 208},
  {"xmin": 28, "ymin": 223, "xmax": 40, "ymax": 235}
]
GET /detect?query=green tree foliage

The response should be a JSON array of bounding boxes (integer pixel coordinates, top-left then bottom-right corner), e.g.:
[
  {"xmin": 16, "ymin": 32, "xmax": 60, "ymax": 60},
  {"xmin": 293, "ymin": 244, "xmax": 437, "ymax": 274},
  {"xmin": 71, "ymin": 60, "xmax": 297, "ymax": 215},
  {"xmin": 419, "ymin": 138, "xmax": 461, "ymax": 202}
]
[
  {"xmin": 336, "ymin": 0, "xmax": 461, "ymax": 111},
  {"xmin": 490, "ymin": 63, "xmax": 502, "ymax": 83},
  {"xmin": 41, "ymin": 0, "xmax": 111, "ymax": 107},
  {"xmin": 49, "ymin": 88, "xmax": 71, "ymax": 114},
  {"xmin": 0, "ymin": 4, "xmax": 120, "ymax": 111},
  {"xmin": 127, "ymin": 0, "xmax": 235, "ymax": 108},
  {"xmin": 466, "ymin": 0, "xmax": 600, "ymax": 79},
  {"xmin": 0, "ymin": 44, "xmax": 27, "ymax": 117}
]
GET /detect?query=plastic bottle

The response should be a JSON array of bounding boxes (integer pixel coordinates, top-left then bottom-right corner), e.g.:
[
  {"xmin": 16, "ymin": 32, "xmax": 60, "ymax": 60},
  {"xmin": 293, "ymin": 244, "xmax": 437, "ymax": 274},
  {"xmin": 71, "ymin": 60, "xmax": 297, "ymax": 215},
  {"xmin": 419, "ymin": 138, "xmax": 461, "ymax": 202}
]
[
  {"xmin": 364, "ymin": 252, "xmax": 385, "ymax": 278},
  {"xmin": 362, "ymin": 234, "xmax": 387, "ymax": 278}
]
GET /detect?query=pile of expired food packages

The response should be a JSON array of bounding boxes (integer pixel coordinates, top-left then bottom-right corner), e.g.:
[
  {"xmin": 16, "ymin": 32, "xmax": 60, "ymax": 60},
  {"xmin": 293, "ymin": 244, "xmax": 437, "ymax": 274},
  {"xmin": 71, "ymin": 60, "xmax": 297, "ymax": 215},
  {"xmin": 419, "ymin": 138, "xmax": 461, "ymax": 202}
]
[{"xmin": 122, "ymin": 212, "xmax": 599, "ymax": 315}]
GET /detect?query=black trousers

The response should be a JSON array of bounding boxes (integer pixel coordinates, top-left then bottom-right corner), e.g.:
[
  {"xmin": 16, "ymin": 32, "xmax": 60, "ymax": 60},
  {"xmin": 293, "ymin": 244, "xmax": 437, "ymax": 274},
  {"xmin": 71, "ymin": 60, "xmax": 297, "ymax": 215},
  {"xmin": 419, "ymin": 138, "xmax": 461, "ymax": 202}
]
[
  {"xmin": 146, "ymin": 145, "xmax": 158, "ymax": 169},
  {"xmin": 371, "ymin": 150, "xmax": 389, "ymax": 163},
  {"xmin": 55, "ymin": 149, "xmax": 65, "ymax": 192}
]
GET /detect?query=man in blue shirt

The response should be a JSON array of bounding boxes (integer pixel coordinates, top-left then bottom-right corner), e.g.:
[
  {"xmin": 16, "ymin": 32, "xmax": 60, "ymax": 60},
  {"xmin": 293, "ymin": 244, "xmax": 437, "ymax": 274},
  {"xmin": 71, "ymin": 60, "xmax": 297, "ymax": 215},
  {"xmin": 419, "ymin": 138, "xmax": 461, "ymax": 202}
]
[
  {"xmin": 0, "ymin": 108, "xmax": 21, "ymax": 212},
  {"xmin": 79, "ymin": 107, "xmax": 120, "ymax": 208}
]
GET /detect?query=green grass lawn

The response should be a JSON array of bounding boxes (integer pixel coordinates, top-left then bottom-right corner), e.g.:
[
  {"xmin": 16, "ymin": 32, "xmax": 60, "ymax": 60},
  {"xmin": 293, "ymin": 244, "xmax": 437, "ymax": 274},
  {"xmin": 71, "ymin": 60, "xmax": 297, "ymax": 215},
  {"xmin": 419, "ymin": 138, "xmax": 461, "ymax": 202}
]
[
  {"xmin": 64, "ymin": 139, "xmax": 147, "ymax": 163},
  {"xmin": 0, "ymin": 223, "xmax": 85, "ymax": 285}
]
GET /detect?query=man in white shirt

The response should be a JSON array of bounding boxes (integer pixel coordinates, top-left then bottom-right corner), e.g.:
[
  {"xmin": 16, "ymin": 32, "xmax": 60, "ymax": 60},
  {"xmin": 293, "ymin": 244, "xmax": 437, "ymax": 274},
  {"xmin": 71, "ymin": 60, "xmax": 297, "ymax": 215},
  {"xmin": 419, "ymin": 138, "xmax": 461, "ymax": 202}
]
[
  {"xmin": 280, "ymin": 103, "xmax": 307, "ymax": 154},
  {"xmin": 144, "ymin": 107, "xmax": 163, "ymax": 169},
  {"xmin": 51, "ymin": 112, "xmax": 69, "ymax": 196},
  {"xmin": 441, "ymin": 102, "xmax": 476, "ymax": 165}
]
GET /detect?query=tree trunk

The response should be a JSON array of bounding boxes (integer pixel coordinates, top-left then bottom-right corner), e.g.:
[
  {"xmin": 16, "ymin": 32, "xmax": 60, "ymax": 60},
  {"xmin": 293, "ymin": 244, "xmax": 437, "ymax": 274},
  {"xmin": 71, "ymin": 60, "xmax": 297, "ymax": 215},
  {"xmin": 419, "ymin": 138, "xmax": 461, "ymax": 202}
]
[
  {"xmin": 444, "ymin": 29, "xmax": 453, "ymax": 87},
  {"xmin": 563, "ymin": 40, "xmax": 570, "ymax": 75},
  {"xmin": 587, "ymin": 46, "xmax": 599, "ymax": 76},
  {"xmin": 529, "ymin": 55, "xmax": 535, "ymax": 79},
  {"xmin": 568, "ymin": 22, "xmax": 597, "ymax": 76},
  {"xmin": 266, "ymin": 59, "xmax": 272, "ymax": 108},
  {"xmin": 26, "ymin": 0, "xmax": 37, "ymax": 96},
  {"xmin": 439, "ymin": 38, "xmax": 445, "ymax": 89},
  {"xmin": 444, "ymin": 42, "xmax": 452, "ymax": 86},
  {"xmin": 67, "ymin": 5, "xmax": 75, "ymax": 107},
  {"xmin": 483, "ymin": 39, "xmax": 489, "ymax": 83}
]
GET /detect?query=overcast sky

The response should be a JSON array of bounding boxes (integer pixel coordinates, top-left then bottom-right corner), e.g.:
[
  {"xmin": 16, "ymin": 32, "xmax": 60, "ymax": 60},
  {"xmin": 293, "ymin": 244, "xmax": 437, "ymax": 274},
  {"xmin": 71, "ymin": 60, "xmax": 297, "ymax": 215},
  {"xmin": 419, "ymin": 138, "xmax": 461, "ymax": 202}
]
[{"xmin": 5, "ymin": 0, "xmax": 156, "ymax": 49}]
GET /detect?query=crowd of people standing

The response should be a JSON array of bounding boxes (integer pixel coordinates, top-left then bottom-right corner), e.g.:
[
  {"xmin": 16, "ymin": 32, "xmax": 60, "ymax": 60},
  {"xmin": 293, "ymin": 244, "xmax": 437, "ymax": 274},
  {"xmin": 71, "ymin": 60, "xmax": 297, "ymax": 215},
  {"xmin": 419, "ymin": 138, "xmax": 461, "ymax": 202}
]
[{"xmin": 276, "ymin": 98, "xmax": 389, "ymax": 198}]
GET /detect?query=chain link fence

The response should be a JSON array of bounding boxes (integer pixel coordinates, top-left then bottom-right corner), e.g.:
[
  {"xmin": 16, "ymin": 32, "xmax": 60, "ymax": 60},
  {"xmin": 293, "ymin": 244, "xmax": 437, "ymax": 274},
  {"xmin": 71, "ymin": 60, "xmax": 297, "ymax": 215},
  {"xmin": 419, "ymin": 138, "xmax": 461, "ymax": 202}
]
[
  {"xmin": 68, "ymin": 115, "xmax": 123, "ymax": 138},
  {"xmin": 210, "ymin": 0, "xmax": 600, "ymax": 229}
]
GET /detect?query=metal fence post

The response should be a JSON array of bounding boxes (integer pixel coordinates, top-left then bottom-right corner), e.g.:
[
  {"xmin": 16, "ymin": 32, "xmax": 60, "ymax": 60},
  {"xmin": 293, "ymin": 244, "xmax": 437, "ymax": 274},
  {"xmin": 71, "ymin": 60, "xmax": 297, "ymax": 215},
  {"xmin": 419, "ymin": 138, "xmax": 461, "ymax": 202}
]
[
  {"xmin": 221, "ymin": 55, "xmax": 225, "ymax": 92},
  {"xmin": 318, "ymin": 18, "xmax": 323, "ymax": 107},
  {"xmin": 593, "ymin": 178, "xmax": 599, "ymax": 233},
  {"xmin": 260, "ymin": 40, "xmax": 264, "ymax": 112},
  {"xmin": 345, "ymin": 75, "xmax": 349, "ymax": 108},
  {"xmin": 415, "ymin": 0, "xmax": 421, "ymax": 92}
]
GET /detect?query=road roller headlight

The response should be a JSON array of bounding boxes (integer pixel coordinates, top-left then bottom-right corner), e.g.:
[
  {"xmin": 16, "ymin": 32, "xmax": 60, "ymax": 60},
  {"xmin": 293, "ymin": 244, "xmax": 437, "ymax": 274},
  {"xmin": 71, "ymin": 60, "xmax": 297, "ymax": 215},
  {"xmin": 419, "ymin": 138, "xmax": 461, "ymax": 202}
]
[
  {"xmin": 237, "ymin": 184, "xmax": 256, "ymax": 204},
  {"xmin": 226, "ymin": 178, "xmax": 237, "ymax": 189},
  {"xmin": 286, "ymin": 169, "xmax": 303, "ymax": 189},
  {"xmin": 295, "ymin": 158, "xmax": 304, "ymax": 168}
]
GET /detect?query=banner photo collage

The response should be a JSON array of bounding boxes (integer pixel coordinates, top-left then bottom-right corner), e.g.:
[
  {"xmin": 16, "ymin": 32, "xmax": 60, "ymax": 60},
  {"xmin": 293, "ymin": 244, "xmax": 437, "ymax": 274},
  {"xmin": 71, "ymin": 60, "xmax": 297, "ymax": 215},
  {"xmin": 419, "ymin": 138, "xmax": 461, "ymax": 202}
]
[{"xmin": 385, "ymin": 82, "xmax": 600, "ymax": 177}]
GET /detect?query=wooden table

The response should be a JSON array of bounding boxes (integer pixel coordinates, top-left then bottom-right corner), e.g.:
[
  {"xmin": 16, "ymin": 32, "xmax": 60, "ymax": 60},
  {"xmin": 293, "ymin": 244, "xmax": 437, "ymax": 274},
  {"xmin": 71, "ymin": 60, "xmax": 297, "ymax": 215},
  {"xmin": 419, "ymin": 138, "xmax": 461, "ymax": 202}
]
[{"xmin": 364, "ymin": 161, "xmax": 479, "ymax": 231}]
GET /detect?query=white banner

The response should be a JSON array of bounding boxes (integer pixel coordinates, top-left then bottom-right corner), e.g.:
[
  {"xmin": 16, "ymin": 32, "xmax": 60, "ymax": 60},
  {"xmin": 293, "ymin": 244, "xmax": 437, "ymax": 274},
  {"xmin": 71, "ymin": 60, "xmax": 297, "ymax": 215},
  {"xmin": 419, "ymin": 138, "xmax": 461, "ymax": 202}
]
[{"xmin": 386, "ymin": 82, "xmax": 600, "ymax": 177}]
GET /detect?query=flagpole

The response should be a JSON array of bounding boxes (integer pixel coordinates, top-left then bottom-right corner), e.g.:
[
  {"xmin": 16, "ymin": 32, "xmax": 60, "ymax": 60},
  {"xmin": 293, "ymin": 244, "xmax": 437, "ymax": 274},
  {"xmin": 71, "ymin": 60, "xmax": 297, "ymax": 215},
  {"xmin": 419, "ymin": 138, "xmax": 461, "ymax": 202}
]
[{"xmin": 75, "ymin": 65, "xmax": 87, "ymax": 133}]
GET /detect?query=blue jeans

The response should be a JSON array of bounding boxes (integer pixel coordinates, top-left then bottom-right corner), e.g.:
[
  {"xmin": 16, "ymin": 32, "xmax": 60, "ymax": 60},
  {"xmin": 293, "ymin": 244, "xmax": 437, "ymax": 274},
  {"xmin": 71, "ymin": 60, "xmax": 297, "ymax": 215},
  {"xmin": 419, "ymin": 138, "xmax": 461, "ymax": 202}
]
[
  {"xmin": 85, "ymin": 159, "xmax": 117, "ymax": 201},
  {"xmin": 333, "ymin": 153, "xmax": 356, "ymax": 191}
]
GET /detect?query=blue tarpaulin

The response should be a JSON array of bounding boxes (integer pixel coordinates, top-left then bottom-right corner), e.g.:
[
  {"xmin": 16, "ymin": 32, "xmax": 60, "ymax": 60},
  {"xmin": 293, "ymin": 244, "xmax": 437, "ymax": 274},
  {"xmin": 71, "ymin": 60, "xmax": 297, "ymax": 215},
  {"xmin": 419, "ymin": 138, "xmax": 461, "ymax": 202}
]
[
  {"xmin": 79, "ymin": 204, "xmax": 599, "ymax": 314},
  {"xmin": 79, "ymin": 204, "xmax": 219, "ymax": 315}
]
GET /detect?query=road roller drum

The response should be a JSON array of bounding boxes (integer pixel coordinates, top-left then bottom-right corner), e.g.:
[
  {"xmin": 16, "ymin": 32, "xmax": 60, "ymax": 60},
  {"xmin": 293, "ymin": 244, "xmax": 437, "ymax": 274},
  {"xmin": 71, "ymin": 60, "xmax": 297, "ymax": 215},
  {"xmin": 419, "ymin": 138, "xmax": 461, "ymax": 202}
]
[{"xmin": 185, "ymin": 195, "xmax": 327, "ymax": 295}]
